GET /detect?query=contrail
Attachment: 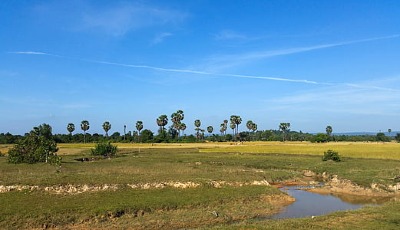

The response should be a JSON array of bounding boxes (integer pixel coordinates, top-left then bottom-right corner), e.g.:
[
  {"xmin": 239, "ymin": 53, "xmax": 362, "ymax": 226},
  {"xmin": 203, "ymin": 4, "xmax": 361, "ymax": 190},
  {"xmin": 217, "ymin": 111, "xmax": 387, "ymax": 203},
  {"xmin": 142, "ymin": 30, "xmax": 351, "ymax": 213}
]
[
  {"xmin": 8, "ymin": 51, "xmax": 319, "ymax": 84},
  {"xmin": 7, "ymin": 33, "xmax": 400, "ymax": 85}
]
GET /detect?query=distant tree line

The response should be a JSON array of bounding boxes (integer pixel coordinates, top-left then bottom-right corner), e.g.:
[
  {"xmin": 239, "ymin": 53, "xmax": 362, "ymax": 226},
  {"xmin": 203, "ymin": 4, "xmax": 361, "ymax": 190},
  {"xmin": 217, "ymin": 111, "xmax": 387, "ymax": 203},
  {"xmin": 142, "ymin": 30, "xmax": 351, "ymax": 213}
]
[{"xmin": 0, "ymin": 110, "xmax": 398, "ymax": 144}]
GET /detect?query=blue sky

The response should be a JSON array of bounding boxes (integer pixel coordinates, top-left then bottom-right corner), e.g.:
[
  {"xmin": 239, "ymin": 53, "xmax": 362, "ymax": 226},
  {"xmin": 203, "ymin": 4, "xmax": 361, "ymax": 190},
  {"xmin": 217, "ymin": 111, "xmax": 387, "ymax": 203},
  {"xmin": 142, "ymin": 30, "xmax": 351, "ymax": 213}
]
[{"xmin": 1, "ymin": 0, "xmax": 400, "ymax": 135}]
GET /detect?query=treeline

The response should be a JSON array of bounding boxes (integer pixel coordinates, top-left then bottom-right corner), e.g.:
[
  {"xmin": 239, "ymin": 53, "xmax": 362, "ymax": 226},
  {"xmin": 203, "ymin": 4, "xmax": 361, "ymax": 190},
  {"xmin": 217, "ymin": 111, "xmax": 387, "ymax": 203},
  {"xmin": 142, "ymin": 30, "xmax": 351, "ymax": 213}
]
[{"xmin": 1, "ymin": 130, "xmax": 399, "ymax": 144}]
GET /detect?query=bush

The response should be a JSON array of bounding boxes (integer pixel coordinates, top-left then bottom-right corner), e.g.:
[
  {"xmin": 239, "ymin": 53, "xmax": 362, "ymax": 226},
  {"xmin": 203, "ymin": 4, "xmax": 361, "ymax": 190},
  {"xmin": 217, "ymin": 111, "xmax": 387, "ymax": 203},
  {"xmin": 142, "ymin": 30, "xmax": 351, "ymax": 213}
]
[
  {"xmin": 8, "ymin": 125, "xmax": 59, "ymax": 164},
  {"xmin": 91, "ymin": 142, "xmax": 117, "ymax": 157},
  {"xmin": 322, "ymin": 150, "xmax": 341, "ymax": 162}
]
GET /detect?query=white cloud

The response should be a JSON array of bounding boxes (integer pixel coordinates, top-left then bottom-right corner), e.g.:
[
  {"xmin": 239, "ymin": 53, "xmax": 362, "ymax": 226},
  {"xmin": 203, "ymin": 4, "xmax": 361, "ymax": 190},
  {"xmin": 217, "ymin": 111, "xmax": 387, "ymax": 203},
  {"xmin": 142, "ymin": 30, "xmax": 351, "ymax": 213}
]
[
  {"xmin": 268, "ymin": 77, "xmax": 400, "ymax": 116},
  {"xmin": 214, "ymin": 30, "xmax": 247, "ymax": 40},
  {"xmin": 204, "ymin": 34, "xmax": 400, "ymax": 71},
  {"xmin": 80, "ymin": 2, "xmax": 187, "ymax": 36},
  {"xmin": 152, "ymin": 32, "xmax": 173, "ymax": 44}
]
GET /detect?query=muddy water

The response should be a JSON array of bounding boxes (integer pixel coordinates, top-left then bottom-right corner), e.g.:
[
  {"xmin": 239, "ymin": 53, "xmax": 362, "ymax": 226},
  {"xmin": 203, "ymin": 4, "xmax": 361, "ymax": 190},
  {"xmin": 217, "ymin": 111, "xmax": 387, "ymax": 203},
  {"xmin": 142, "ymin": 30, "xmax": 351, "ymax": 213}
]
[{"xmin": 270, "ymin": 185, "xmax": 392, "ymax": 219}]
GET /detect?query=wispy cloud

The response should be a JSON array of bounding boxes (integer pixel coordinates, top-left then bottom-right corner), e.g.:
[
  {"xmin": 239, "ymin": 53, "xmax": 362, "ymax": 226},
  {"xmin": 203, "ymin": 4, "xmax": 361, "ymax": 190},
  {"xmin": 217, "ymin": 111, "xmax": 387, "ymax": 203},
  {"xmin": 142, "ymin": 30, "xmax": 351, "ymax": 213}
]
[
  {"xmin": 80, "ymin": 2, "xmax": 187, "ymax": 36},
  {"xmin": 152, "ymin": 32, "xmax": 173, "ymax": 44},
  {"xmin": 9, "ymin": 51, "xmax": 319, "ymax": 85},
  {"xmin": 269, "ymin": 77, "xmax": 400, "ymax": 116},
  {"xmin": 206, "ymin": 34, "xmax": 400, "ymax": 70},
  {"xmin": 214, "ymin": 30, "xmax": 247, "ymax": 40}
]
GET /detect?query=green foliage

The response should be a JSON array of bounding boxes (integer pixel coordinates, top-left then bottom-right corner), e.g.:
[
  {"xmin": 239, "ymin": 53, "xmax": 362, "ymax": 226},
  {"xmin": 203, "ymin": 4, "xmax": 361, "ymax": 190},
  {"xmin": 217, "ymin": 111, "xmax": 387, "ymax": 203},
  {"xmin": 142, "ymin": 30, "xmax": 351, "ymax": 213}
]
[
  {"xmin": 396, "ymin": 133, "xmax": 400, "ymax": 143},
  {"xmin": 140, "ymin": 129, "xmax": 154, "ymax": 143},
  {"xmin": 91, "ymin": 142, "xmax": 117, "ymax": 157},
  {"xmin": 376, "ymin": 132, "xmax": 390, "ymax": 142},
  {"xmin": 8, "ymin": 124, "xmax": 59, "ymax": 164},
  {"xmin": 311, "ymin": 133, "xmax": 329, "ymax": 143},
  {"xmin": 322, "ymin": 149, "xmax": 341, "ymax": 162}
]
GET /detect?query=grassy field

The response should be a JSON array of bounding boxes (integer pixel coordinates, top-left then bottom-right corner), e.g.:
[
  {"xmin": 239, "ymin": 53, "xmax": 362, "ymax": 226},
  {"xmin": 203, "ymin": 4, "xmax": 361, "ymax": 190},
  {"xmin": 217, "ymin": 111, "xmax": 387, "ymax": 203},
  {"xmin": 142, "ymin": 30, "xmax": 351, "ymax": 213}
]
[{"xmin": 0, "ymin": 142, "xmax": 399, "ymax": 229}]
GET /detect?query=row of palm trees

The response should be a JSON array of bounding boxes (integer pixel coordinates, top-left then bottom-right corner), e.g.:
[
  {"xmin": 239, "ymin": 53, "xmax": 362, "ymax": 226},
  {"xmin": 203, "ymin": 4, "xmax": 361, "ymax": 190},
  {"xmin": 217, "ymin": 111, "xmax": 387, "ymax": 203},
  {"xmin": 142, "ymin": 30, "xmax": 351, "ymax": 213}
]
[{"xmin": 65, "ymin": 110, "xmax": 263, "ymax": 143}]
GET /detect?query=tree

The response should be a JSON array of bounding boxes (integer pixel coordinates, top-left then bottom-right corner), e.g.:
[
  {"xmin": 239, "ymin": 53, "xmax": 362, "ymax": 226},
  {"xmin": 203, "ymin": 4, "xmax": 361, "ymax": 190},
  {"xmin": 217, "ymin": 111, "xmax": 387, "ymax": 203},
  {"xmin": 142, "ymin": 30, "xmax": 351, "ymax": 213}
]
[
  {"xmin": 67, "ymin": 123, "xmax": 75, "ymax": 136},
  {"xmin": 81, "ymin": 120, "xmax": 90, "ymax": 143},
  {"xmin": 326, "ymin": 125, "xmax": 333, "ymax": 141},
  {"xmin": 171, "ymin": 110, "xmax": 185, "ymax": 138},
  {"xmin": 140, "ymin": 129, "xmax": 154, "ymax": 143},
  {"xmin": 279, "ymin": 123, "xmax": 291, "ymax": 142},
  {"xmin": 230, "ymin": 115, "xmax": 242, "ymax": 139},
  {"xmin": 194, "ymin": 119, "xmax": 201, "ymax": 140},
  {"xmin": 102, "ymin": 121, "xmax": 111, "ymax": 137},
  {"xmin": 388, "ymin": 129, "xmax": 392, "ymax": 136},
  {"xmin": 180, "ymin": 123, "xmax": 187, "ymax": 135},
  {"xmin": 123, "ymin": 125, "xmax": 127, "ymax": 141},
  {"xmin": 156, "ymin": 115, "xmax": 168, "ymax": 133},
  {"xmin": 136, "ymin": 121, "xmax": 143, "ymax": 142},
  {"xmin": 395, "ymin": 133, "xmax": 400, "ymax": 143},
  {"xmin": 207, "ymin": 126, "xmax": 213, "ymax": 134},
  {"xmin": 246, "ymin": 120, "xmax": 254, "ymax": 133},
  {"xmin": 8, "ymin": 124, "xmax": 60, "ymax": 164},
  {"xmin": 230, "ymin": 123, "xmax": 236, "ymax": 135}
]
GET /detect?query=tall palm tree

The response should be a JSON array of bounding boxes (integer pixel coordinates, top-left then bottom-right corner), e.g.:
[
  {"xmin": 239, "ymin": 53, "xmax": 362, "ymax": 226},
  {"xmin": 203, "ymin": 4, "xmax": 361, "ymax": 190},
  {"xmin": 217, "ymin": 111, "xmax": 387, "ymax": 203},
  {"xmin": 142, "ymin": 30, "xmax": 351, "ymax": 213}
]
[
  {"xmin": 156, "ymin": 115, "xmax": 168, "ymax": 133},
  {"xmin": 230, "ymin": 122, "xmax": 236, "ymax": 135},
  {"xmin": 102, "ymin": 121, "xmax": 111, "ymax": 137},
  {"xmin": 230, "ymin": 115, "xmax": 242, "ymax": 137},
  {"xmin": 246, "ymin": 120, "xmax": 254, "ymax": 133},
  {"xmin": 171, "ymin": 110, "xmax": 184, "ymax": 138},
  {"xmin": 81, "ymin": 120, "xmax": 90, "ymax": 143},
  {"xmin": 67, "ymin": 123, "xmax": 75, "ymax": 136},
  {"xmin": 180, "ymin": 123, "xmax": 187, "ymax": 135},
  {"xmin": 136, "ymin": 121, "xmax": 143, "ymax": 142},
  {"xmin": 207, "ymin": 126, "xmax": 213, "ymax": 134},
  {"xmin": 123, "ymin": 125, "xmax": 126, "ymax": 140},
  {"xmin": 326, "ymin": 125, "xmax": 333, "ymax": 141},
  {"xmin": 279, "ymin": 123, "xmax": 290, "ymax": 142},
  {"xmin": 194, "ymin": 119, "xmax": 201, "ymax": 140}
]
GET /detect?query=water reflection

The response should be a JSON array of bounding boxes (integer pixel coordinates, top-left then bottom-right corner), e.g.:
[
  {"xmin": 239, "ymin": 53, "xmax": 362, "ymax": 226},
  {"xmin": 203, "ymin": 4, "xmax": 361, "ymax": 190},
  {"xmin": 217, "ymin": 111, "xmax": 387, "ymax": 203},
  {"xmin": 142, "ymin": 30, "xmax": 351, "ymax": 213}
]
[{"xmin": 269, "ymin": 186, "xmax": 392, "ymax": 219}]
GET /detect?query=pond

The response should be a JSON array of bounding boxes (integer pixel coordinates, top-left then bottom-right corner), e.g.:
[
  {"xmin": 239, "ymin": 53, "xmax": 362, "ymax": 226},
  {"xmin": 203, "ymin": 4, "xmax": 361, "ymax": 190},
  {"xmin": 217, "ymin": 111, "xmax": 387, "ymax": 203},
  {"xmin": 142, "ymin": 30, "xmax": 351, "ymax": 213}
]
[{"xmin": 269, "ymin": 185, "xmax": 392, "ymax": 219}]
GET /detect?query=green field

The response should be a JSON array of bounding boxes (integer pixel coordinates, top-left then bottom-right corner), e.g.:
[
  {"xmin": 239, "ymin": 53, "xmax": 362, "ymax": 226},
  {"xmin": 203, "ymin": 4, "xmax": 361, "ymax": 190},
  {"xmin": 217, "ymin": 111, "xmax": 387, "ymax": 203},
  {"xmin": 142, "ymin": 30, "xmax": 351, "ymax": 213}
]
[{"xmin": 1, "ymin": 142, "xmax": 399, "ymax": 229}]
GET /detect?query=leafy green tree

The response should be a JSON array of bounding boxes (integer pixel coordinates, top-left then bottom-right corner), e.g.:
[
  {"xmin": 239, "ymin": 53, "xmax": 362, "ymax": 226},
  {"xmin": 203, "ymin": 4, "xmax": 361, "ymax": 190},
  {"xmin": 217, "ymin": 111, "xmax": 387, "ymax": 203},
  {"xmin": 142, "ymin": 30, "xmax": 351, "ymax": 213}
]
[
  {"xmin": 67, "ymin": 123, "xmax": 75, "ymax": 136},
  {"xmin": 140, "ymin": 129, "xmax": 154, "ymax": 143},
  {"xmin": 81, "ymin": 120, "xmax": 90, "ymax": 143},
  {"xmin": 279, "ymin": 123, "xmax": 291, "ymax": 141},
  {"xmin": 376, "ymin": 132, "xmax": 390, "ymax": 142},
  {"xmin": 102, "ymin": 121, "xmax": 111, "ymax": 137},
  {"xmin": 230, "ymin": 122, "xmax": 236, "ymax": 135},
  {"xmin": 395, "ymin": 133, "xmax": 400, "ymax": 143},
  {"xmin": 8, "ymin": 124, "xmax": 60, "ymax": 164}
]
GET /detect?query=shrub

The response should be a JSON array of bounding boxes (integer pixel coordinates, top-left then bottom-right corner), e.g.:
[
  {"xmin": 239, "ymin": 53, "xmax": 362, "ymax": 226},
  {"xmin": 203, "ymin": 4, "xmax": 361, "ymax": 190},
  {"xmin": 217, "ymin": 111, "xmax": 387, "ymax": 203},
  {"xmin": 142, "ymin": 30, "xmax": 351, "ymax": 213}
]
[
  {"xmin": 8, "ymin": 124, "xmax": 60, "ymax": 164},
  {"xmin": 322, "ymin": 150, "xmax": 341, "ymax": 162},
  {"xmin": 91, "ymin": 142, "xmax": 117, "ymax": 157}
]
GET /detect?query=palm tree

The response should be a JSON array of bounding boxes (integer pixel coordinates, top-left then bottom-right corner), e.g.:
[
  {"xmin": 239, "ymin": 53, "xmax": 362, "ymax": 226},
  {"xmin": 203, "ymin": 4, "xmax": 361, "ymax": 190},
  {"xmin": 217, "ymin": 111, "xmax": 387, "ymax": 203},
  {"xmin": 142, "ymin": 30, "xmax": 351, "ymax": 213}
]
[
  {"xmin": 102, "ymin": 121, "xmax": 111, "ymax": 137},
  {"xmin": 136, "ymin": 121, "xmax": 143, "ymax": 142},
  {"xmin": 67, "ymin": 123, "xmax": 75, "ymax": 136},
  {"xmin": 230, "ymin": 122, "xmax": 236, "ymax": 135},
  {"xmin": 156, "ymin": 115, "xmax": 168, "ymax": 133},
  {"xmin": 81, "ymin": 120, "xmax": 90, "ymax": 143},
  {"xmin": 326, "ymin": 125, "xmax": 333, "ymax": 141},
  {"xmin": 207, "ymin": 126, "xmax": 213, "ymax": 134},
  {"xmin": 230, "ymin": 115, "xmax": 242, "ymax": 138},
  {"xmin": 194, "ymin": 119, "xmax": 201, "ymax": 140},
  {"xmin": 246, "ymin": 120, "xmax": 254, "ymax": 133},
  {"xmin": 123, "ymin": 125, "xmax": 126, "ymax": 141},
  {"xmin": 279, "ymin": 123, "xmax": 290, "ymax": 142},
  {"xmin": 171, "ymin": 110, "xmax": 184, "ymax": 138},
  {"xmin": 180, "ymin": 123, "xmax": 187, "ymax": 135}
]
